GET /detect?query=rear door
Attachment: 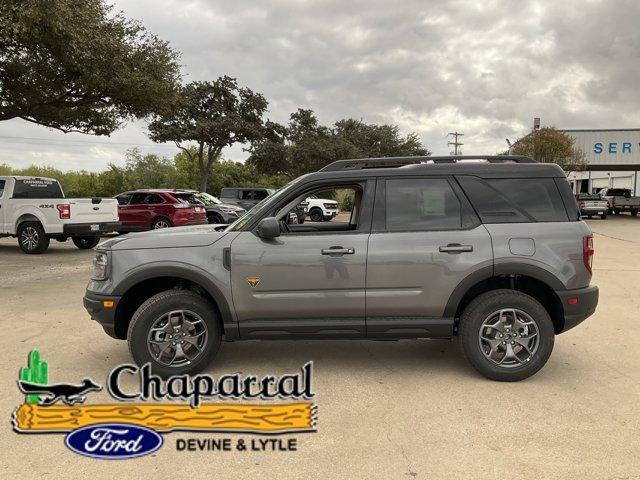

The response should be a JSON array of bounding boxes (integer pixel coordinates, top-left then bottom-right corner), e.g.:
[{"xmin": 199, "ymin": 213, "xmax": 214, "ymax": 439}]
[
  {"xmin": 366, "ymin": 176, "xmax": 493, "ymax": 338},
  {"xmin": 0, "ymin": 179, "xmax": 7, "ymax": 232},
  {"xmin": 123, "ymin": 193, "xmax": 149, "ymax": 229}
]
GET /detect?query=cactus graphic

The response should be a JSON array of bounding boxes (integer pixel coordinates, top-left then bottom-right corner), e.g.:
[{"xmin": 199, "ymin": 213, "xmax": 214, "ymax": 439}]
[{"xmin": 19, "ymin": 349, "xmax": 48, "ymax": 404}]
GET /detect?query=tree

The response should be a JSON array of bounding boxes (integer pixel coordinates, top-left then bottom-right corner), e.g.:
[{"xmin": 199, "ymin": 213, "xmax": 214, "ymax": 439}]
[
  {"xmin": 0, "ymin": 0, "xmax": 181, "ymax": 134},
  {"xmin": 248, "ymin": 109, "xmax": 430, "ymax": 177},
  {"xmin": 511, "ymin": 127, "xmax": 586, "ymax": 173},
  {"xmin": 148, "ymin": 77, "xmax": 269, "ymax": 192}
]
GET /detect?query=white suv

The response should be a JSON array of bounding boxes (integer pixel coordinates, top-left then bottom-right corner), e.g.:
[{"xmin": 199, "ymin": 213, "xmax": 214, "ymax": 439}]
[{"xmin": 305, "ymin": 196, "xmax": 340, "ymax": 222}]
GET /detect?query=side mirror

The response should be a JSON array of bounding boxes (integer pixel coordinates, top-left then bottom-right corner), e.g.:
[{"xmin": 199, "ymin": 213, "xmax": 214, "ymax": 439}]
[{"xmin": 256, "ymin": 217, "xmax": 280, "ymax": 239}]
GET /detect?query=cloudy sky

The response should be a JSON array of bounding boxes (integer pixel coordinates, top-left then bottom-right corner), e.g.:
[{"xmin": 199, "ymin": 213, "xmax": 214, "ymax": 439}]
[{"xmin": 2, "ymin": 0, "xmax": 639, "ymax": 171}]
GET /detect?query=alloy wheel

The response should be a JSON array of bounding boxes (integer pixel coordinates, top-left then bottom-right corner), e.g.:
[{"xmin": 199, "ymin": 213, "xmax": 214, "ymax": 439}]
[
  {"xmin": 147, "ymin": 310, "xmax": 208, "ymax": 367},
  {"xmin": 478, "ymin": 308, "xmax": 540, "ymax": 368},
  {"xmin": 21, "ymin": 227, "xmax": 39, "ymax": 251}
]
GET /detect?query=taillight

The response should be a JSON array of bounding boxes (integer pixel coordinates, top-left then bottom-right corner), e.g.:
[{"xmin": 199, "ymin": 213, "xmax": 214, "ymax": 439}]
[
  {"xmin": 583, "ymin": 235, "xmax": 594, "ymax": 274},
  {"xmin": 579, "ymin": 202, "xmax": 585, "ymax": 208},
  {"xmin": 56, "ymin": 204, "xmax": 70, "ymax": 219}
]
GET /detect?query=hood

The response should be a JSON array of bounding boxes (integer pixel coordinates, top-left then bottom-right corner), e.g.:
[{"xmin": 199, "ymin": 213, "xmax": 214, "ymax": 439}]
[{"xmin": 98, "ymin": 224, "xmax": 229, "ymax": 251}]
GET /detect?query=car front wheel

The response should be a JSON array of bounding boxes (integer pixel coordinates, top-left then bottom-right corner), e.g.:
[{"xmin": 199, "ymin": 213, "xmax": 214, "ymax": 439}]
[
  {"xmin": 458, "ymin": 289, "xmax": 554, "ymax": 382},
  {"xmin": 127, "ymin": 290, "xmax": 222, "ymax": 378}
]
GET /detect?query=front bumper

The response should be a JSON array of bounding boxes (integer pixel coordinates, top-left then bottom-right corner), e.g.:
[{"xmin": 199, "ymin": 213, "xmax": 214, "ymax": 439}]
[
  {"xmin": 63, "ymin": 221, "xmax": 121, "ymax": 235},
  {"xmin": 556, "ymin": 284, "xmax": 599, "ymax": 333},
  {"xmin": 83, "ymin": 291, "xmax": 121, "ymax": 339}
]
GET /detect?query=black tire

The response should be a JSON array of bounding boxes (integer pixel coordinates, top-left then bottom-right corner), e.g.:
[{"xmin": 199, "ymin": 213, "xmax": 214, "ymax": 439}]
[
  {"xmin": 151, "ymin": 217, "xmax": 172, "ymax": 229},
  {"xmin": 208, "ymin": 213, "xmax": 224, "ymax": 224},
  {"xmin": 631, "ymin": 209, "xmax": 638, "ymax": 217},
  {"xmin": 600, "ymin": 213, "xmax": 607, "ymax": 220},
  {"xmin": 458, "ymin": 289, "xmax": 555, "ymax": 382},
  {"xmin": 17, "ymin": 222, "xmax": 50, "ymax": 254},
  {"xmin": 613, "ymin": 209, "xmax": 620, "ymax": 215},
  {"xmin": 72, "ymin": 236, "xmax": 100, "ymax": 249},
  {"xmin": 309, "ymin": 208, "xmax": 323, "ymax": 222},
  {"xmin": 127, "ymin": 290, "xmax": 222, "ymax": 378},
  {"xmin": 586, "ymin": 215, "xmax": 592, "ymax": 219}
]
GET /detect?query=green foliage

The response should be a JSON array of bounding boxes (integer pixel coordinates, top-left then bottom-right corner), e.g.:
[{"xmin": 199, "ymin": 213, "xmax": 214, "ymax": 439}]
[
  {"xmin": 511, "ymin": 127, "xmax": 586, "ymax": 173},
  {"xmin": 19, "ymin": 349, "xmax": 48, "ymax": 404},
  {"xmin": 148, "ymin": 77, "xmax": 269, "ymax": 192},
  {"xmin": 0, "ymin": 0, "xmax": 181, "ymax": 134},
  {"xmin": 0, "ymin": 148, "xmax": 290, "ymax": 198},
  {"xmin": 248, "ymin": 109, "xmax": 430, "ymax": 177}
]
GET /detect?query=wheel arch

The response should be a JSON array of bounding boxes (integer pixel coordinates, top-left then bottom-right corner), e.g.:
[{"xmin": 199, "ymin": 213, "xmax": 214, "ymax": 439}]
[
  {"xmin": 445, "ymin": 264, "xmax": 566, "ymax": 334},
  {"xmin": 112, "ymin": 265, "xmax": 235, "ymax": 340}
]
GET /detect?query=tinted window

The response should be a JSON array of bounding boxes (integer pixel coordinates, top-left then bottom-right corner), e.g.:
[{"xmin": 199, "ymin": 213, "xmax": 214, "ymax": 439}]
[
  {"xmin": 142, "ymin": 194, "xmax": 164, "ymax": 204},
  {"xmin": 458, "ymin": 176, "xmax": 568, "ymax": 223},
  {"xmin": 116, "ymin": 194, "xmax": 132, "ymax": 205},
  {"xmin": 173, "ymin": 193, "xmax": 198, "ymax": 204},
  {"xmin": 255, "ymin": 190, "xmax": 269, "ymax": 200},
  {"xmin": 0, "ymin": 180, "xmax": 5, "ymax": 197},
  {"xmin": 385, "ymin": 178, "xmax": 462, "ymax": 231},
  {"xmin": 220, "ymin": 189, "xmax": 237, "ymax": 198},
  {"xmin": 240, "ymin": 190, "xmax": 255, "ymax": 200},
  {"xmin": 12, "ymin": 179, "xmax": 63, "ymax": 199}
]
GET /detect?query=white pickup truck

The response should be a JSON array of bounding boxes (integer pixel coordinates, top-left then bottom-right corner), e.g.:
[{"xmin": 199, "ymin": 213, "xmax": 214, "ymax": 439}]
[
  {"xmin": 599, "ymin": 188, "xmax": 640, "ymax": 216},
  {"xmin": 0, "ymin": 176, "xmax": 120, "ymax": 254},
  {"xmin": 305, "ymin": 196, "xmax": 340, "ymax": 222}
]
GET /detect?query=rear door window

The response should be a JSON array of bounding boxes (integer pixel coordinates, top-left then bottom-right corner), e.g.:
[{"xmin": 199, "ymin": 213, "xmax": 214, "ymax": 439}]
[
  {"xmin": 142, "ymin": 194, "xmax": 164, "ymax": 204},
  {"xmin": 116, "ymin": 194, "xmax": 132, "ymax": 205},
  {"xmin": 12, "ymin": 179, "xmax": 64, "ymax": 199},
  {"xmin": 457, "ymin": 176, "xmax": 568, "ymax": 223},
  {"xmin": 385, "ymin": 178, "xmax": 462, "ymax": 231},
  {"xmin": 129, "ymin": 193, "xmax": 148, "ymax": 205},
  {"xmin": 0, "ymin": 180, "xmax": 5, "ymax": 197}
]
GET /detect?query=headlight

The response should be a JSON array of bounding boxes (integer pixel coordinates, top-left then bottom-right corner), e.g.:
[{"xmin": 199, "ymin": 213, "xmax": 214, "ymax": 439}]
[
  {"xmin": 92, "ymin": 251, "xmax": 109, "ymax": 280},
  {"xmin": 219, "ymin": 207, "xmax": 237, "ymax": 213}
]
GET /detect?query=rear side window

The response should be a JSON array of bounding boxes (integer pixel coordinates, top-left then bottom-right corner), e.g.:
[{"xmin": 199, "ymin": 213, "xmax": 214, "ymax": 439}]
[
  {"xmin": 142, "ymin": 194, "xmax": 164, "ymax": 204},
  {"xmin": 457, "ymin": 176, "xmax": 568, "ymax": 223},
  {"xmin": 116, "ymin": 194, "xmax": 132, "ymax": 205},
  {"xmin": 385, "ymin": 178, "xmax": 462, "ymax": 231},
  {"xmin": 0, "ymin": 180, "xmax": 5, "ymax": 197},
  {"xmin": 221, "ymin": 188, "xmax": 237, "ymax": 198},
  {"xmin": 12, "ymin": 179, "xmax": 63, "ymax": 199}
]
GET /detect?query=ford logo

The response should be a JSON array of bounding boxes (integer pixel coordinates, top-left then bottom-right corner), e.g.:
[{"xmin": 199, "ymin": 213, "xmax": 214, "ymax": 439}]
[{"xmin": 64, "ymin": 423, "xmax": 163, "ymax": 459}]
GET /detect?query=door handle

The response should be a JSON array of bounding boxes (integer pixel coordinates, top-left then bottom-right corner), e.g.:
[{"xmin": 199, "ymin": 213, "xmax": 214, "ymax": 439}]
[
  {"xmin": 439, "ymin": 243, "xmax": 473, "ymax": 254},
  {"xmin": 321, "ymin": 246, "xmax": 355, "ymax": 256}
]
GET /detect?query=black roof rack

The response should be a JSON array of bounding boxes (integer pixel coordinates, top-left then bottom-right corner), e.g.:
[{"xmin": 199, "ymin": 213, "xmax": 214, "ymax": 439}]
[{"xmin": 319, "ymin": 155, "xmax": 536, "ymax": 172}]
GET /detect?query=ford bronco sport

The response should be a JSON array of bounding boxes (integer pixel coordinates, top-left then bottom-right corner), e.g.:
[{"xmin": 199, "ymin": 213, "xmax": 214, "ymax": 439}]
[{"xmin": 84, "ymin": 156, "xmax": 598, "ymax": 381}]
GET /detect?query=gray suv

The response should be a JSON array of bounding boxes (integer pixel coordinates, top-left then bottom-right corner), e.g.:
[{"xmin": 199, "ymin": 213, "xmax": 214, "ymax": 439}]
[{"xmin": 84, "ymin": 156, "xmax": 598, "ymax": 381}]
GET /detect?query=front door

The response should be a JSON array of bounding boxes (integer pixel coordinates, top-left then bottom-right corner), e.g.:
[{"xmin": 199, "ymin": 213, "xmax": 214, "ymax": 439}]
[
  {"xmin": 229, "ymin": 181, "xmax": 374, "ymax": 339},
  {"xmin": 366, "ymin": 176, "xmax": 493, "ymax": 338}
]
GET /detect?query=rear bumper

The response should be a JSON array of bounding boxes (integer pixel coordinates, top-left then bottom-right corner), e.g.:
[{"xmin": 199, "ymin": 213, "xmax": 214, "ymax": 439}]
[
  {"xmin": 556, "ymin": 284, "xmax": 599, "ymax": 333},
  {"xmin": 83, "ymin": 291, "xmax": 121, "ymax": 339},
  {"xmin": 173, "ymin": 217, "xmax": 208, "ymax": 227},
  {"xmin": 63, "ymin": 222, "xmax": 121, "ymax": 235}
]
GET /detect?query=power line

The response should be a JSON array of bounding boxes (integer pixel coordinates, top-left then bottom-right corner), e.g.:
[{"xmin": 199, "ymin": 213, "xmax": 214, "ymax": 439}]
[
  {"xmin": 447, "ymin": 132, "xmax": 464, "ymax": 155},
  {"xmin": 0, "ymin": 135, "xmax": 177, "ymax": 149}
]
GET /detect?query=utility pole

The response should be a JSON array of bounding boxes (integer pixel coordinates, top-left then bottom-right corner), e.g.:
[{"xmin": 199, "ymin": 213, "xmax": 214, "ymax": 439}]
[{"xmin": 447, "ymin": 132, "xmax": 464, "ymax": 155}]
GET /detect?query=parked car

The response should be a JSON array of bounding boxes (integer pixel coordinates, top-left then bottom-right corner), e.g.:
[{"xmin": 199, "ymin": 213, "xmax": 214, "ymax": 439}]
[
  {"xmin": 115, "ymin": 189, "xmax": 207, "ymax": 232},
  {"xmin": 576, "ymin": 193, "xmax": 608, "ymax": 219},
  {"xmin": 220, "ymin": 187, "xmax": 306, "ymax": 223},
  {"xmin": 219, "ymin": 187, "xmax": 274, "ymax": 211},
  {"xmin": 599, "ymin": 187, "xmax": 640, "ymax": 216},
  {"xmin": 85, "ymin": 155, "xmax": 598, "ymax": 382},
  {"xmin": 177, "ymin": 191, "xmax": 245, "ymax": 224},
  {"xmin": 305, "ymin": 195, "xmax": 340, "ymax": 222},
  {"xmin": 0, "ymin": 176, "xmax": 119, "ymax": 254}
]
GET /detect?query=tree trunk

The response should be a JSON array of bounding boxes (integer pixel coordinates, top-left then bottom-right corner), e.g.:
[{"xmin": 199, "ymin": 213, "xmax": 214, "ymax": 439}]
[{"xmin": 199, "ymin": 168, "xmax": 209, "ymax": 193}]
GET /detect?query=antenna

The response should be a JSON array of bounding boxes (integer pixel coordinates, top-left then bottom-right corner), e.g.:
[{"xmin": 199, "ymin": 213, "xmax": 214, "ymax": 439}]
[{"xmin": 447, "ymin": 132, "xmax": 464, "ymax": 155}]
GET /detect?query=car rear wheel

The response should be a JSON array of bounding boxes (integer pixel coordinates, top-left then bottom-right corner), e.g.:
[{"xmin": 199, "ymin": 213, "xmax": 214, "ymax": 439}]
[
  {"xmin": 209, "ymin": 213, "xmax": 224, "ymax": 224},
  {"xmin": 152, "ymin": 217, "xmax": 172, "ymax": 229},
  {"xmin": 72, "ymin": 236, "xmax": 100, "ymax": 249},
  {"xmin": 458, "ymin": 289, "xmax": 554, "ymax": 382},
  {"xmin": 127, "ymin": 290, "xmax": 222, "ymax": 378},
  {"xmin": 600, "ymin": 213, "xmax": 607, "ymax": 220},
  {"xmin": 631, "ymin": 208, "xmax": 638, "ymax": 217},
  {"xmin": 17, "ymin": 222, "xmax": 50, "ymax": 254}
]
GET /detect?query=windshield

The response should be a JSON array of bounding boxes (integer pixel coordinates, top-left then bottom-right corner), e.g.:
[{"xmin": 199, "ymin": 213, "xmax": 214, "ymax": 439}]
[
  {"xmin": 226, "ymin": 181, "xmax": 296, "ymax": 231},
  {"xmin": 195, "ymin": 192, "xmax": 222, "ymax": 206}
]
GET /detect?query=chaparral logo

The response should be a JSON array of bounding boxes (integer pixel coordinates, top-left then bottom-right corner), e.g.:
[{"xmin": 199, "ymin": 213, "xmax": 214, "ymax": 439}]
[
  {"xmin": 12, "ymin": 349, "xmax": 317, "ymax": 459},
  {"xmin": 65, "ymin": 424, "xmax": 163, "ymax": 460}
]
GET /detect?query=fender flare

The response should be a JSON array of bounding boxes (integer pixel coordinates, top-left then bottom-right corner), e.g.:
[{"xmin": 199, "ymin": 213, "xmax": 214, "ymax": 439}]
[
  {"xmin": 113, "ymin": 262, "xmax": 236, "ymax": 337},
  {"xmin": 443, "ymin": 263, "xmax": 565, "ymax": 318}
]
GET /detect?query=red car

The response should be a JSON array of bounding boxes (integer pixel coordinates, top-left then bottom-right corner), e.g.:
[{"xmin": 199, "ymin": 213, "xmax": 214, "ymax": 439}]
[{"xmin": 115, "ymin": 189, "xmax": 208, "ymax": 231}]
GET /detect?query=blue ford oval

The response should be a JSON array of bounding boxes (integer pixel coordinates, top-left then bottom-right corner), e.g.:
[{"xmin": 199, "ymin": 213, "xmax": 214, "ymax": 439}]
[{"xmin": 65, "ymin": 423, "xmax": 163, "ymax": 459}]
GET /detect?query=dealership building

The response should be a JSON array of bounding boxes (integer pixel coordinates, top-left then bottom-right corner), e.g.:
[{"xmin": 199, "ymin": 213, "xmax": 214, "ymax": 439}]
[{"xmin": 561, "ymin": 129, "xmax": 640, "ymax": 194}]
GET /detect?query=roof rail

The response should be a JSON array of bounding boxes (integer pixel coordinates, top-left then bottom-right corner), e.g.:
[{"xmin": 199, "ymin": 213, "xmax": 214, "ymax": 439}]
[{"xmin": 319, "ymin": 155, "xmax": 536, "ymax": 172}]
